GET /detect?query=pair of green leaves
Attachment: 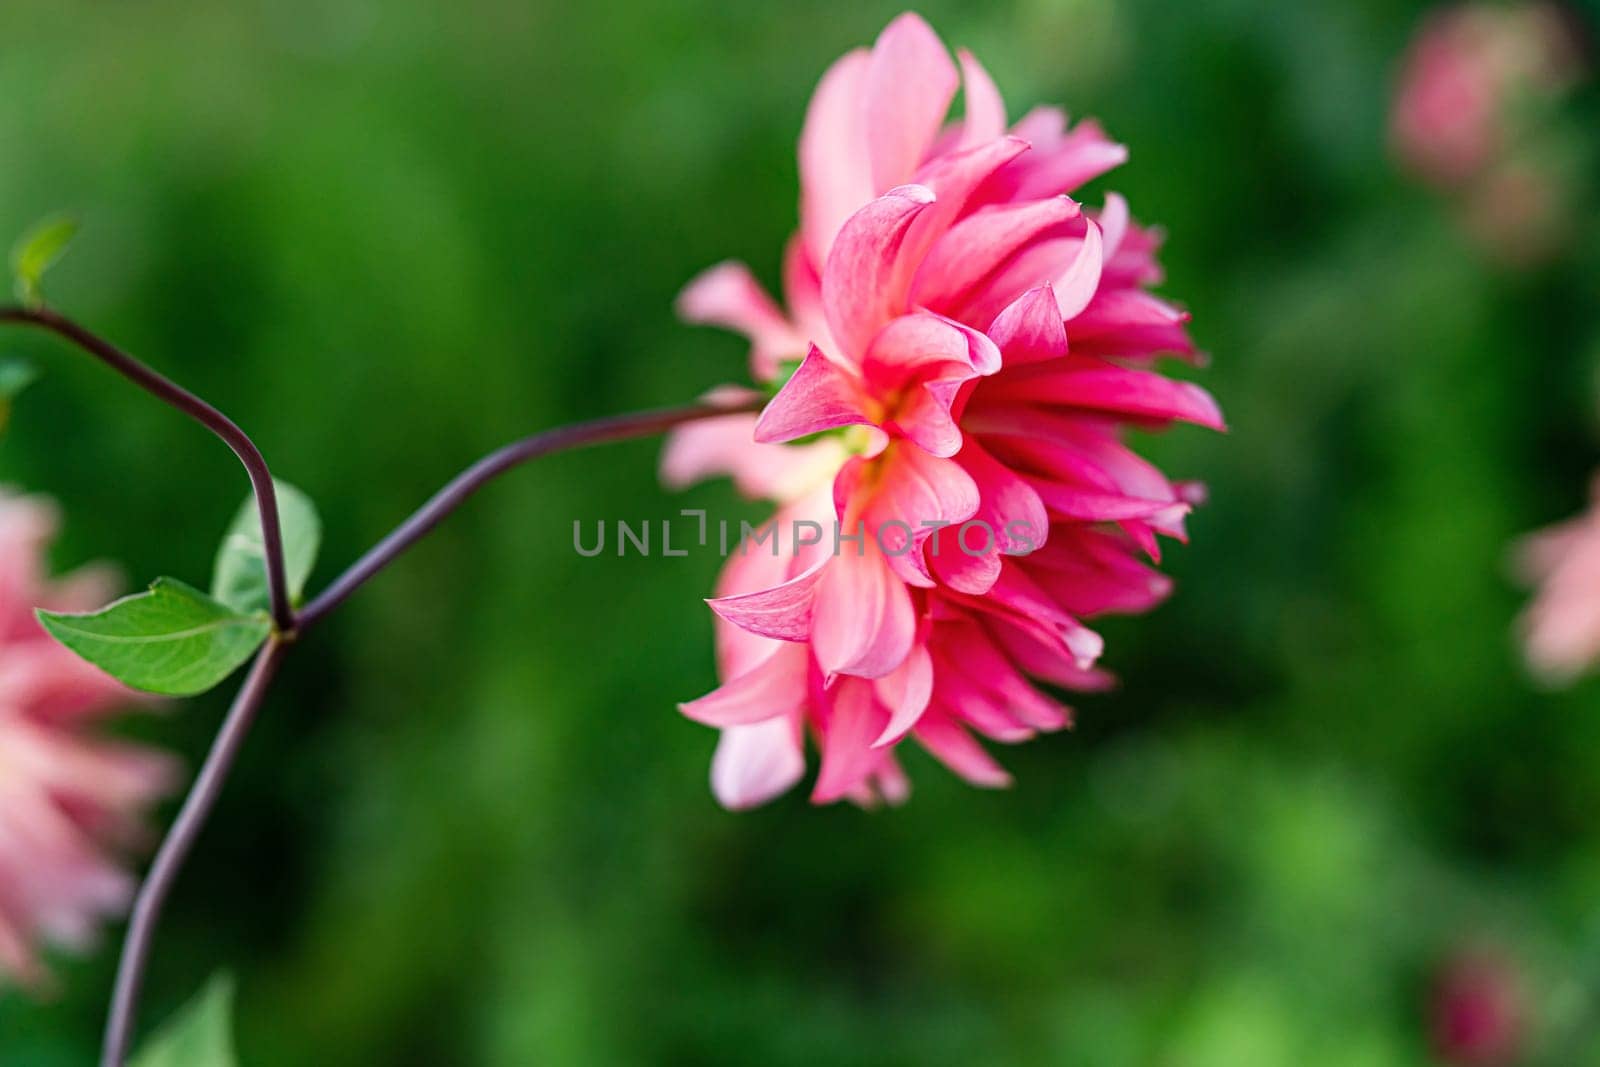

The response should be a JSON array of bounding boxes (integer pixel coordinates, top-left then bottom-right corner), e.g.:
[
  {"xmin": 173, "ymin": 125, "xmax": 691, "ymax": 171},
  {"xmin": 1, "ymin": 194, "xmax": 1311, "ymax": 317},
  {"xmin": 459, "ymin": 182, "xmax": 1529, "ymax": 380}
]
[
  {"xmin": 130, "ymin": 972, "xmax": 238, "ymax": 1067},
  {"xmin": 38, "ymin": 482, "xmax": 320, "ymax": 696}
]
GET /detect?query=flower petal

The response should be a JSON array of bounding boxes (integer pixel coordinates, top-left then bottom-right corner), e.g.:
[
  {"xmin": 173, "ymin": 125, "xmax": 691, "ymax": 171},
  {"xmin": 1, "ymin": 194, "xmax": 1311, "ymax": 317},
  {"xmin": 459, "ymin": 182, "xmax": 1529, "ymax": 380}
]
[
  {"xmin": 679, "ymin": 642, "xmax": 810, "ymax": 726},
  {"xmin": 822, "ymin": 186, "xmax": 938, "ymax": 362},
  {"xmin": 872, "ymin": 641, "xmax": 933, "ymax": 746},
  {"xmin": 813, "ymin": 545, "xmax": 915, "ymax": 679},
  {"xmin": 754, "ymin": 344, "xmax": 872, "ymax": 444},
  {"xmin": 957, "ymin": 49, "xmax": 1007, "ymax": 147},
  {"xmin": 864, "ymin": 13, "xmax": 960, "ymax": 190},
  {"xmin": 988, "ymin": 285, "xmax": 1070, "ymax": 364},
  {"xmin": 812, "ymin": 678, "xmax": 892, "ymax": 803},
  {"xmin": 913, "ymin": 711, "xmax": 1012, "ymax": 788},
  {"xmin": 912, "ymin": 197, "xmax": 1082, "ymax": 312},
  {"xmin": 712, "ymin": 717, "xmax": 806, "ymax": 810},
  {"xmin": 799, "ymin": 49, "xmax": 874, "ymax": 265}
]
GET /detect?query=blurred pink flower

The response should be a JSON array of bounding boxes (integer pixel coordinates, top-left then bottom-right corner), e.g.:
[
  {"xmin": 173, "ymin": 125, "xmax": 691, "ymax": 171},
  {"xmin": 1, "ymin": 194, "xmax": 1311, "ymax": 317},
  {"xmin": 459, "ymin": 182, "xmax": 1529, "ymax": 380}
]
[
  {"xmin": 0, "ymin": 490, "xmax": 177, "ymax": 989},
  {"xmin": 1392, "ymin": 3, "xmax": 1581, "ymax": 186},
  {"xmin": 666, "ymin": 14, "xmax": 1219, "ymax": 807},
  {"xmin": 1514, "ymin": 476, "xmax": 1600, "ymax": 685},
  {"xmin": 1428, "ymin": 949, "xmax": 1525, "ymax": 1066},
  {"xmin": 1391, "ymin": 3, "xmax": 1586, "ymax": 263}
]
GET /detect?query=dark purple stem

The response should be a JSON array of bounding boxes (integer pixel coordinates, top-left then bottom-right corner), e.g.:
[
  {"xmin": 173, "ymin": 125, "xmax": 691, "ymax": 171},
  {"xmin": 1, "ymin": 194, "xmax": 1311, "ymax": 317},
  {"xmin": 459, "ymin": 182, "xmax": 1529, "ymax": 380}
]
[
  {"xmin": 99, "ymin": 640, "xmax": 287, "ymax": 1067},
  {"xmin": 0, "ymin": 306, "xmax": 296, "ymax": 634},
  {"xmin": 296, "ymin": 396, "xmax": 761, "ymax": 630}
]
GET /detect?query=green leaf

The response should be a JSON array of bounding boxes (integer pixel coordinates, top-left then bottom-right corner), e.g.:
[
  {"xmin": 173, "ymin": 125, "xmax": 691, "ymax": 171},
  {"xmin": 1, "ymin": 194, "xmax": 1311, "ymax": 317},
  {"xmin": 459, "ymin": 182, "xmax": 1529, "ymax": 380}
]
[
  {"xmin": 130, "ymin": 972, "xmax": 238, "ymax": 1067},
  {"xmin": 211, "ymin": 480, "xmax": 321, "ymax": 614},
  {"xmin": 10, "ymin": 214, "xmax": 78, "ymax": 307},
  {"xmin": 37, "ymin": 578, "xmax": 270, "ymax": 696}
]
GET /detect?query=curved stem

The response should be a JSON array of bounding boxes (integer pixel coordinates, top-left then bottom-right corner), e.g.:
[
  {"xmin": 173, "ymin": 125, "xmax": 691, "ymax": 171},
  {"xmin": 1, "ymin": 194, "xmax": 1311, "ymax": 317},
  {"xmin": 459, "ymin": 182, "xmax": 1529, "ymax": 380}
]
[
  {"xmin": 100, "ymin": 640, "xmax": 287, "ymax": 1067},
  {"xmin": 0, "ymin": 306, "xmax": 296, "ymax": 634},
  {"xmin": 94, "ymin": 393, "xmax": 759, "ymax": 1062},
  {"xmin": 296, "ymin": 395, "xmax": 761, "ymax": 630}
]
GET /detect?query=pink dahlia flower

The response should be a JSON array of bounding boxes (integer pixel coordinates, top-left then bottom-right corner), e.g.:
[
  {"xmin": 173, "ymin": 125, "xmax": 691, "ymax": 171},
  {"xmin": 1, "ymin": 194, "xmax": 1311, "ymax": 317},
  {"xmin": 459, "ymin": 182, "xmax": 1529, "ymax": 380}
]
[
  {"xmin": 666, "ymin": 13, "xmax": 1220, "ymax": 808},
  {"xmin": 1514, "ymin": 476, "xmax": 1600, "ymax": 686},
  {"xmin": 0, "ymin": 490, "xmax": 177, "ymax": 988}
]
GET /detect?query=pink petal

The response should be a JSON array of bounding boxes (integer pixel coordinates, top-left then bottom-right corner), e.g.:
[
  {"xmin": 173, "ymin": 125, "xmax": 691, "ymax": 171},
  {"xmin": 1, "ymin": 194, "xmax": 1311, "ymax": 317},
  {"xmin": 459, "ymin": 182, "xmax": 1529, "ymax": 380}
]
[
  {"xmin": 864, "ymin": 13, "xmax": 960, "ymax": 191},
  {"xmin": 862, "ymin": 445, "xmax": 981, "ymax": 586},
  {"xmin": 872, "ymin": 641, "xmax": 933, "ymax": 746},
  {"xmin": 863, "ymin": 312, "xmax": 1001, "ymax": 388},
  {"xmin": 813, "ymin": 545, "xmax": 915, "ymax": 679},
  {"xmin": 712, "ymin": 496, "xmax": 829, "ymax": 676},
  {"xmin": 930, "ymin": 441, "xmax": 1049, "ymax": 594},
  {"xmin": 822, "ymin": 186, "xmax": 938, "ymax": 362},
  {"xmin": 812, "ymin": 678, "xmax": 892, "ymax": 803},
  {"xmin": 988, "ymin": 285, "xmax": 1070, "ymax": 364},
  {"xmin": 754, "ymin": 344, "xmax": 871, "ymax": 444},
  {"xmin": 982, "ymin": 363, "xmax": 1226, "ymax": 430},
  {"xmin": 957, "ymin": 49, "xmax": 1007, "ymax": 148},
  {"xmin": 661, "ymin": 413, "xmax": 844, "ymax": 501},
  {"xmin": 799, "ymin": 49, "xmax": 874, "ymax": 265},
  {"xmin": 711, "ymin": 718, "xmax": 806, "ymax": 810},
  {"xmin": 679, "ymin": 642, "xmax": 809, "ymax": 726},
  {"xmin": 897, "ymin": 136, "xmax": 1032, "ymax": 295},
  {"xmin": 979, "ymin": 115, "xmax": 1128, "ymax": 204},
  {"xmin": 912, "ymin": 197, "xmax": 1082, "ymax": 312},
  {"xmin": 1054, "ymin": 219, "xmax": 1104, "ymax": 320},
  {"xmin": 1096, "ymin": 192, "xmax": 1130, "ymax": 260},
  {"xmin": 913, "ymin": 712, "xmax": 1012, "ymax": 788},
  {"xmin": 707, "ymin": 556, "xmax": 829, "ymax": 643}
]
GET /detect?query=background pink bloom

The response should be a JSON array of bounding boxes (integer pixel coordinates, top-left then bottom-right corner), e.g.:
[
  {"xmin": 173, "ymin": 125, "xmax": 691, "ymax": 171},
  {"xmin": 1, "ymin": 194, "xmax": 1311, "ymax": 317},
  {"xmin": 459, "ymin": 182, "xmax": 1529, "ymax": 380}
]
[
  {"xmin": 1391, "ymin": 3, "xmax": 1587, "ymax": 264},
  {"xmin": 668, "ymin": 13, "xmax": 1219, "ymax": 808},
  {"xmin": 1514, "ymin": 475, "xmax": 1600, "ymax": 685},
  {"xmin": 0, "ymin": 490, "xmax": 177, "ymax": 989},
  {"xmin": 1428, "ymin": 948, "xmax": 1525, "ymax": 1066}
]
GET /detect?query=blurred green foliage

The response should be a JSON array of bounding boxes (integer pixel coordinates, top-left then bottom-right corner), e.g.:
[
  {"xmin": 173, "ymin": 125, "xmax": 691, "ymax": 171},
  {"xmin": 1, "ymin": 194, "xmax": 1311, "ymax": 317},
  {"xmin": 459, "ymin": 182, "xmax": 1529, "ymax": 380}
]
[{"xmin": 1, "ymin": 0, "xmax": 1598, "ymax": 1063}]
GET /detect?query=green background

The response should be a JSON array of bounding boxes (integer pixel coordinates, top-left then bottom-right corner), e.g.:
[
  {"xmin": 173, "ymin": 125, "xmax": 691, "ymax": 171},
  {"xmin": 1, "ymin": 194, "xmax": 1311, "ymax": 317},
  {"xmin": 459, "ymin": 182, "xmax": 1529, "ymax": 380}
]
[{"xmin": 3, "ymin": 0, "xmax": 1599, "ymax": 1063}]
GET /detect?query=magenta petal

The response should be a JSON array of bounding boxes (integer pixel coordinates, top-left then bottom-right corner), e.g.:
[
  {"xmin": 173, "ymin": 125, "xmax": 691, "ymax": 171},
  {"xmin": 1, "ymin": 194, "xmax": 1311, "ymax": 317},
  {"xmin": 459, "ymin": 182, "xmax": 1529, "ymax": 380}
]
[
  {"xmin": 866, "ymin": 446, "xmax": 981, "ymax": 585},
  {"xmin": 862, "ymin": 312, "xmax": 999, "ymax": 388},
  {"xmin": 799, "ymin": 49, "xmax": 874, "ymax": 265},
  {"xmin": 1042, "ymin": 366, "xmax": 1226, "ymax": 429},
  {"xmin": 988, "ymin": 285, "xmax": 1070, "ymax": 363},
  {"xmin": 1028, "ymin": 480, "xmax": 1186, "ymax": 522},
  {"xmin": 892, "ymin": 378, "xmax": 967, "ymax": 458},
  {"xmin": 899, "ymin": 137, "xmax": 1032, "ymax": 295},
  {"xmin": 813, "ymin": 548, "xmax": 915, "ymax": 679},
  {"xmin": 712, "ymin": 718, "xmax": 806, "ymax": 810},
  {"xmin": 864, "ymin": 13, "xmax": 960, "ymax": 191},
  {"xmin": 872, "ymin": 642, "xmax": 933, "ymax": 746},
  {"xmin": 913, "ymin": 712, "xmax": 1012, "ymax": 788},
  {"xmin": 754, "ymin": 344, "xmax": 871, "ymax": 444},
  {"xmin": 679, "ymin": 643, "xmax": 809, "ymax": 726},
  {"xmin": 1004, "ymin": 118, "xmax": 1129, "ymax": 201},
  {"xmin": 912, "ymin": 197, "xmax": 1082, "ymax": 311},
  {"xmin": 1054, "ymin": 219, "xmax": 1105, "ymax": 320},
  {"xmin": 812, "ymin": 678, "xmax": 892, "ymax": 803},
  {"xmin": 957, "ymin": 49, "xmax": 1007, "ymax": 148},
  {"xmin": 823, "ymin": 186, "xmax": 938, "ymax": 361},
  {"xmin": 931, "ymin": 441, "xmax": 1049, "ymax": 593}
]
